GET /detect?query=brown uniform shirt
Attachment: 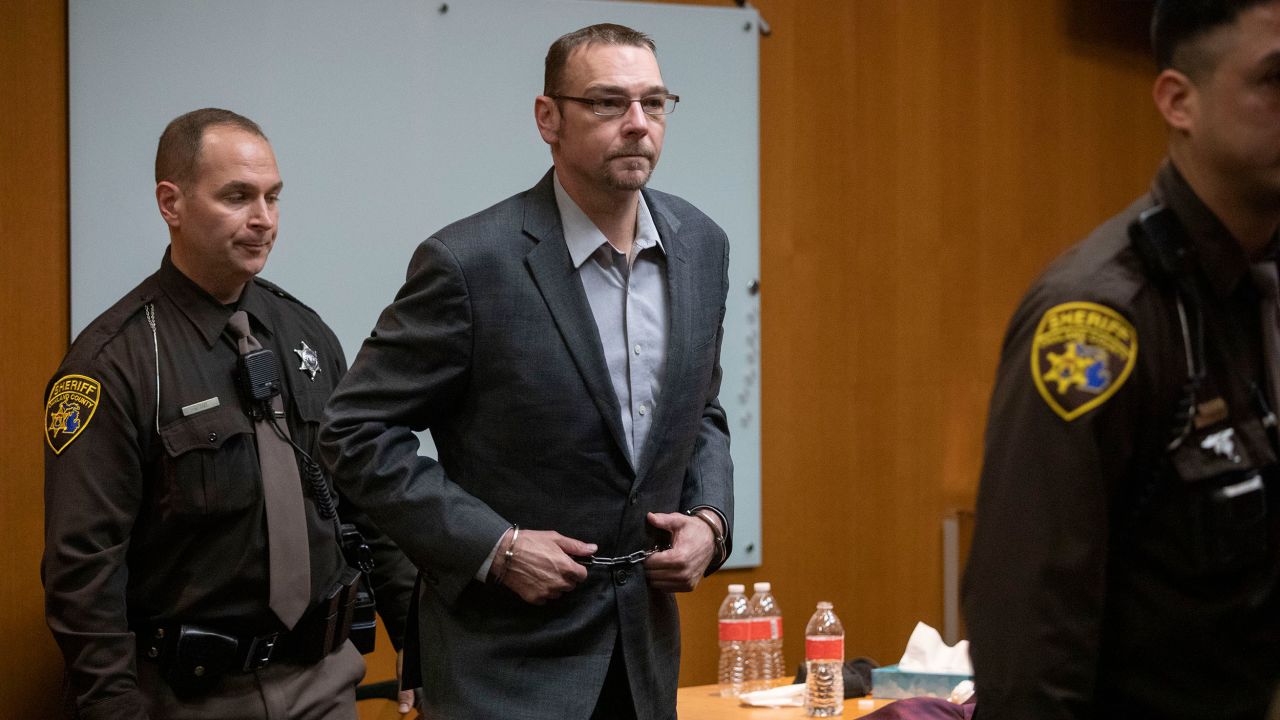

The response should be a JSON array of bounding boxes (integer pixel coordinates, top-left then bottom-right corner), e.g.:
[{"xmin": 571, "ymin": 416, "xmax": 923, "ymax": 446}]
[
  {"xmin": 43, "ymin": 252, "xmax": 413, "ymax": 720},
  {"xmin": 963, "ymin": 162, "xmax": 1280, "ymax": 720}
]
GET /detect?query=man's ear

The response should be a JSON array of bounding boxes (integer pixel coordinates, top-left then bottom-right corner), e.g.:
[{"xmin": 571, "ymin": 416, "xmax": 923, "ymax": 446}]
[
  {"xmin": 535, "ymin": 96, "xmax": 561, "ymax": 146},
  {"xmin": 156, "ymin": 181, "xmax": 183, "ymax": 228},
  {"xmin": 1153, "ymin": 68, "xmax": 1197, "ymax": 134}
]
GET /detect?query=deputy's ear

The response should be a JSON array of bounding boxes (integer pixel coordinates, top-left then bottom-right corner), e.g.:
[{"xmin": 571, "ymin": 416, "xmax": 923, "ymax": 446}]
[
  {"xmin": 156, "ymin": 181, "xmax": 183, "ymax": 228},
  {"xmin": 1153, "ymin": 68, "xmax": 1196, "ymax": 134}
]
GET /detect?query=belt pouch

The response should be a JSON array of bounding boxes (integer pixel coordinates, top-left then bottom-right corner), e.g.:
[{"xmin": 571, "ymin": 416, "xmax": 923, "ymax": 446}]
[
  {"xmin": 331, "ymin": 567, "xmax": 361, "ymax": 653},
  {"xmin": 293, "ymin": 584, "xmax": 340, "ymax": 665}
]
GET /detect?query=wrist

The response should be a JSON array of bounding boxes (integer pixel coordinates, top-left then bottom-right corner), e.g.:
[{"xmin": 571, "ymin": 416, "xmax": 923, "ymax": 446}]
[
  {"xmin": 491, "ymin": 525, "xmax": 520, "ymax": 585},
  {"xmin": 687, "ymin": 509, "xmax": 726, "ymax": 565}
]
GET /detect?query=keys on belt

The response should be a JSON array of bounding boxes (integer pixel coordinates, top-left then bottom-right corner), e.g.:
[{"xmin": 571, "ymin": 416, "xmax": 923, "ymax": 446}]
[{"xmin": 575, "ymin": 545, "xmax": 670, "ymax": 567}]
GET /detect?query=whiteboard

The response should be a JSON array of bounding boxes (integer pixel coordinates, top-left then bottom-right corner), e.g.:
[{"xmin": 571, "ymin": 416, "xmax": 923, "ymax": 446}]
[{"xmin": 70, "ymin": 0, "xmax": 762, "ymax": 568}]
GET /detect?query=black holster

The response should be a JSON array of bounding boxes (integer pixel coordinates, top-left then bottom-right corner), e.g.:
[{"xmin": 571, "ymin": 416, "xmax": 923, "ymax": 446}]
[
  {"xmin": 339, "ymin": 522, "xmax": 377, "ymax": 654},
  {"xmin": 158, "ymin": 625, "xmax": 241, "ymax": 697}
]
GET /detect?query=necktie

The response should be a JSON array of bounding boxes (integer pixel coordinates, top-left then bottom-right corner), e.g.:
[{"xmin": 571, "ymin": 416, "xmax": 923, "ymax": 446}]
[
  {"xmin": 1250, "ymin": 262, "xmax": 1280, "ymax": 421},
  {"xmin": 226, "ymin": 310, "xmax": 311, "ymax": 629}
]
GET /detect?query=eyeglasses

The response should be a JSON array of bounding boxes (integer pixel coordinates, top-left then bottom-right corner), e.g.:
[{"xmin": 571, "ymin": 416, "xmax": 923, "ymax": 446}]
[{"xmin": 549, "ymin": 94, "xmax": 680, "ymax": 116}]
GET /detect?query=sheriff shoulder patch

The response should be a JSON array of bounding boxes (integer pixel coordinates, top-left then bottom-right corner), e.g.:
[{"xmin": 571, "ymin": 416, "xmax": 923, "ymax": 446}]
[
  {"xmin": 1030, "ymin": 302, "xmax": 1137, "ymax": 421},
  {"xmin": 46, "ymin": 374, "xmax": 102, "ymax": 454}
]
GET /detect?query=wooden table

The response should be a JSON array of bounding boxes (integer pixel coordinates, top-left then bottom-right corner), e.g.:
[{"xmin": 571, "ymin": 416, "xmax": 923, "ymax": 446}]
[
  {"xmin": 677, "ymin": 684, "xmax": 895, "ymax": 719},
  {"xmin": 357, "ymin": 684, "xmax": 897, "ymax": 718}
]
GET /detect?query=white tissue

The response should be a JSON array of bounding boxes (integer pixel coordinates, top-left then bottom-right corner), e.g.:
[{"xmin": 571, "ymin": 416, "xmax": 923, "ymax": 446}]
[
  {"xmin": 896, "ymin": 622, "xmax": 973, "ymax": 675},
  {"xmin": 737, "ymin": 683, "xmax": 806, "ymax": 707},
  {"xmin": 948, "ymin": 679, "xmax": 975, "ymax": 704}
]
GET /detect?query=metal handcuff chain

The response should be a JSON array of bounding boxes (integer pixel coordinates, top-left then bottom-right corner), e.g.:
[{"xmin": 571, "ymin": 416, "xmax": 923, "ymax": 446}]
[{"xmin": 576, "ymin": 546, "xmax": 670, "ymax": 567}]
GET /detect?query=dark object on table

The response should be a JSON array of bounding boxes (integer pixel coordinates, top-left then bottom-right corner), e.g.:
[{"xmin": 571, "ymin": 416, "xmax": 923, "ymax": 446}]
[{"xmin": 794, "ymin": 656, "xmax": 879, "ymax": 698}]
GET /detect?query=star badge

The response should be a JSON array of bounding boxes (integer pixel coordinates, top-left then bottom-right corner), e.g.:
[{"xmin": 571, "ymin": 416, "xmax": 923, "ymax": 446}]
[{"xmin": 294, "ymin": 341, "xmax": 321, "ymax": 381}]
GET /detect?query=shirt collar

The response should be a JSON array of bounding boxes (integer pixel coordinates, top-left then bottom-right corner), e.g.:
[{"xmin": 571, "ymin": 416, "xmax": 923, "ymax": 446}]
[
  {"xmin": 156, "ymin": 248, "xmax": 273, "ymax": 347},
  {"xmin": 1155, "ymin": 160, "xmax": 1264, "ymax": 299},
  {"xmin": 553, "ymin": 170, "xmax": 664, "ymax": 269}
]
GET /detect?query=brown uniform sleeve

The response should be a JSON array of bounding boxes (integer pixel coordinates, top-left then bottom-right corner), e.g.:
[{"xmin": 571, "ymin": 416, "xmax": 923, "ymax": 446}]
[
  {"xmin": 962, "ymin": 288, "xmax": 1144, "ymax": 720},
  {"xmin": 43, "ymin": 353, "xmax": 150, "ymax": 720}
]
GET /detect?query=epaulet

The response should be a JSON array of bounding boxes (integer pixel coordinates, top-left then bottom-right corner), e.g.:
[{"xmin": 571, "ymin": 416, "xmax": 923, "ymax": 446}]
[
  {"xmin": 67, "ymin": 284, "xmax": 156, "ymax": 361},
  {"xmin": 252, "ymin": 276, "xmax": 319, "ymax": 316}
]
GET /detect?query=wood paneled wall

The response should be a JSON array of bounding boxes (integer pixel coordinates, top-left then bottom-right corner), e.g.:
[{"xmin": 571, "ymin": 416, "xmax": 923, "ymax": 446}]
[
  {"xmin": 3, "ymin": 0, "xmax": 1166, "ymax": 712},
  {"xmin": 2, "ymin": 1, "xmax": 69, "ymax": 718}
]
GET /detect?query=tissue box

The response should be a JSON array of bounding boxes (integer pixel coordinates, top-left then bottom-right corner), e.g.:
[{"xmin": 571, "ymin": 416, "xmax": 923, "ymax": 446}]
[{"xmin": 871, "ymin": 665, "xmax": 972, "ymax": 700}]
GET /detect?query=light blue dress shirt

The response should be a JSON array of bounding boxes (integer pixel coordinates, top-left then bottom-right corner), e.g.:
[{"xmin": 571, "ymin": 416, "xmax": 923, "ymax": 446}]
[{"xmin": 554, "ymin": 171, "xmax": 670, "ymax": 465}]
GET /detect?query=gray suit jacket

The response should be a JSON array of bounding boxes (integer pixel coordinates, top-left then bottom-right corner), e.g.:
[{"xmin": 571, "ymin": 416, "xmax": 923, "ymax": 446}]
[{"xmin": 321, "ymin": 169, "xmax": 733, "ymax": 720}]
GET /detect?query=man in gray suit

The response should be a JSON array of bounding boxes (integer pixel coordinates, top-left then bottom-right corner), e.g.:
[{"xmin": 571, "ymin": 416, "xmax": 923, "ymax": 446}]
[{"xmin": 320, "ymin": 23, "xmax": 734, "ymax": 720}]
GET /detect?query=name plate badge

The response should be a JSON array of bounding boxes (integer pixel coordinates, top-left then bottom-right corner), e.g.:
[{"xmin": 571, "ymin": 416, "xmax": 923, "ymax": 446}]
[{"xmin": 181, "ymin": 397, "xmax": 221, "ymax": 417}]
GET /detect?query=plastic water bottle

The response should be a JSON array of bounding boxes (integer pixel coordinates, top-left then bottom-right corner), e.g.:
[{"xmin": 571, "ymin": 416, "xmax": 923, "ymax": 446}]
[
  {"xmin": 747, "ymin": 581, "xmax": 784, "ymax": 690},
  {"xmin": 804, "ymin": 601, "xmax": 844, "ymax": 716},
  {"xmin": 717, "ymin": 583, "xmax": 752, "ymax": 697}
]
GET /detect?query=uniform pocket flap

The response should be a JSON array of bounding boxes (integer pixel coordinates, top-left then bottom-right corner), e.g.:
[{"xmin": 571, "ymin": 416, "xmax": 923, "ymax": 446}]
[
  {"xmin": 290, "ymin": 387, "xmax": 328, "ymax": 424},
  {"xmin": 160, "ymin": 404, "xmax": 253, "ymax": 457}
]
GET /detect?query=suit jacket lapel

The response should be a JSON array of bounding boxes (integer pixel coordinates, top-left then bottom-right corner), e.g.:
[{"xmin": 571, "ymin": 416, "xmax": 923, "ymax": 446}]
[
  {"xmin": 522, "ymin": 170, "xmax": 632, "ymax": 470},
  {"xmin": 635, "ymin": 189, "xmax": 689, "ymax": 483}
]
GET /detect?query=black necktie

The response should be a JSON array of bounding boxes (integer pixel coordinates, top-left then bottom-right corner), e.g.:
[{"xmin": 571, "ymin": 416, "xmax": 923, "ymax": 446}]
[{"xmin": 226, "ymin": 310, "xmax": 311, "ymax": 629}]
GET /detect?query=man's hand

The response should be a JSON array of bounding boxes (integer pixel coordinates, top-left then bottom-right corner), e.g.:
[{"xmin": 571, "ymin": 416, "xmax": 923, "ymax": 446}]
[
  {"xmin": 491, "ymin": 529, "xmax": 595, "ymax": 605},
  {"xmin": 642, "ymin": 511, "xmax": 717, "ymax": 592},
  {"xmin": 396, "ymin": 649, "xmax": 419, "ymax": 717}
]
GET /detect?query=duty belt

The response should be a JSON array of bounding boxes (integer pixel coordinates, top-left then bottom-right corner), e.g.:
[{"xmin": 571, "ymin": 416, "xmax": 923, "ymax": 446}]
[
  {"xmin": 135, "ymin": 569, "xmax": 361, "ymax": 695},
  {"xmin": 137, "ymin": 623, "xmax": 294, "ymax": 674}
]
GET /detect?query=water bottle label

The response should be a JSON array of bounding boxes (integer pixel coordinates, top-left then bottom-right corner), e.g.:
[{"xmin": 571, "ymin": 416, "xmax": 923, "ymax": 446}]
[
  {"xmin": 719, "ymin": 619, "xmax": 751, "ymax": 642},
  {"xmin": 805, "ymin": 636, "xmax": 843, "ymax": 661},
  {"xmin": 750, "ymin": 617, "xmax": 783, "ymax": 640}
]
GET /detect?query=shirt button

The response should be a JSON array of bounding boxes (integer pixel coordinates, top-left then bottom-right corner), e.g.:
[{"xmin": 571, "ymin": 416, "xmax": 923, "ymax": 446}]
[
  {"xmin": 207, "ymin": 432, "xmax": 218, "ymax": 443},
  {"xmin": 633, "ymin": 344, "xmax": 642, "ymax": 355},
  {"xmin": 614, "ymin": 568, "xmax": 631, "ymax": 586},
  {"xmin": 638, "ymin": 404, "xmax": 648, "ymax": 416}
]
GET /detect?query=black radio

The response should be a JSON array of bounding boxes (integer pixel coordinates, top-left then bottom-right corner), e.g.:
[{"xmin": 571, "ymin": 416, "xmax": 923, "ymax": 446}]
[{"xmin": 237, "ymin": 347, "xmax": 282, "ymax": 414}]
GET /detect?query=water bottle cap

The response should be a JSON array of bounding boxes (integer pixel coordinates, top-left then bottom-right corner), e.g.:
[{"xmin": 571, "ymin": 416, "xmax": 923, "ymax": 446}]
[
  {"xmin": 728, "ymin": 583, "xmax": 746, "ymax": 593},
  {"xmin": 753, "ymin": 581, "xmax": 771, "ymax": 592},
  {"xmin": 816, "ymin": 601, "xmax": 833, "ymax": 609}
]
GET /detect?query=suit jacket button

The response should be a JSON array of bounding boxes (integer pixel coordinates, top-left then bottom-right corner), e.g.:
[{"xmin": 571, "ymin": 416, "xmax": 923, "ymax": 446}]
[
  {"xmin": 629, "ymin": 495, "xmax": 638, "ymax": 506},
  {"xmin": 613, "ymin": 568, "xmax": 631, "ymax": 586}
]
